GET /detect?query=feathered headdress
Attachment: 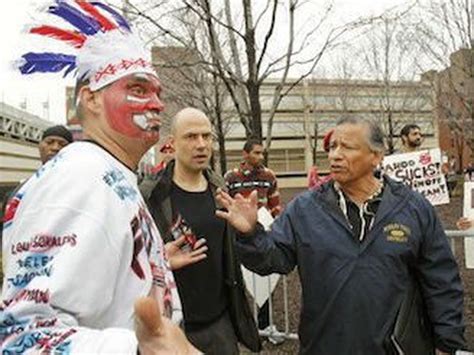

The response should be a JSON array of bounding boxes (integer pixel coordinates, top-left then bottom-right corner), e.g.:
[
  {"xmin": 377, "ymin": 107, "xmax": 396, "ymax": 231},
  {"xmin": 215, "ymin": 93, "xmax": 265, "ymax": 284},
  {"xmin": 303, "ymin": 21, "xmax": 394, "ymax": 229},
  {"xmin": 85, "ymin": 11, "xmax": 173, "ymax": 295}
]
[{"xmin": 18, "ymin": 0, "xmax": 156, "ymax": 91}]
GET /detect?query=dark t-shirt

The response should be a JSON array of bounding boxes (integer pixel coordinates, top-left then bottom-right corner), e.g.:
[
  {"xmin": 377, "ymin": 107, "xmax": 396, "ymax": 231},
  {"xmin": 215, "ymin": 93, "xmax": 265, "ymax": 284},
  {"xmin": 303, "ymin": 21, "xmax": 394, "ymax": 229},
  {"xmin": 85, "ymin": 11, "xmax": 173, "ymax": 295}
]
[
  {"xmin": 333, "ymin": 184, "xmax": 384, "ymax": 242},
  {"xmin": 170, "ymin": 182, "xmax": 227, "ymax": 328}
]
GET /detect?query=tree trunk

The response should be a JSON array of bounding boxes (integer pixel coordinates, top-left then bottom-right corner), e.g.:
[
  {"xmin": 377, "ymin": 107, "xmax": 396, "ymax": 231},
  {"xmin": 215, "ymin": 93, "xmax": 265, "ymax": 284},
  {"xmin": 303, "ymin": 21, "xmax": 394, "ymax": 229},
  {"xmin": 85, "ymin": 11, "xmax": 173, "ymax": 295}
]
[
  {"xmin": 313, "ymin": 123, "xmax": 318, "ymax": 165},
  {"xmin": 247, "ymin": 83, "xmax": 262, "ymax": 140},
  {"xmin": 243, "ymin": 0, "xmax": 262, "ymax": 140},
  {"xmin": 387, "ymin": 110, "xmax": 395, "ymax": 154},
  {"xmin": 214, "ymin": 85, "xmax": 227, "ymax": 174}
]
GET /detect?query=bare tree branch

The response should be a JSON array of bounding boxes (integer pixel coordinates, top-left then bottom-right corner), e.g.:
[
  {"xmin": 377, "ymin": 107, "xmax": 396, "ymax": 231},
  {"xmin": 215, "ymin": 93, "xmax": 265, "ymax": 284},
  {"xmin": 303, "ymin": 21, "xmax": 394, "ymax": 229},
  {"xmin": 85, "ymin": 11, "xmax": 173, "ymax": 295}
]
[{"xmin": 256, "ymin": 0, "xmax": 279, "ymax": 72}]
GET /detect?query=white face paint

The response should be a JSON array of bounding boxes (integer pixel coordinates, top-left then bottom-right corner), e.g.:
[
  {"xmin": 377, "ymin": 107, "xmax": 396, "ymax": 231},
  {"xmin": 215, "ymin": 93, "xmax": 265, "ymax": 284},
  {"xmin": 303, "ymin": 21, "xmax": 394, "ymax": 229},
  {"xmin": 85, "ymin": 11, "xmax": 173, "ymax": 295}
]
[
  {"xmin": 133, "ymin": 114, "xmax": 148, "ymax": 130},
  {"xmin": 132, "ymin": 111, "xmax": 161, "ymax": 131},
  {"xmin": 126, "ymin": 93, "xmax": 160, "ymax": 132},
  {"xmin": 126, "ymin": 95, "xmax": 151, "ymax": 104}
]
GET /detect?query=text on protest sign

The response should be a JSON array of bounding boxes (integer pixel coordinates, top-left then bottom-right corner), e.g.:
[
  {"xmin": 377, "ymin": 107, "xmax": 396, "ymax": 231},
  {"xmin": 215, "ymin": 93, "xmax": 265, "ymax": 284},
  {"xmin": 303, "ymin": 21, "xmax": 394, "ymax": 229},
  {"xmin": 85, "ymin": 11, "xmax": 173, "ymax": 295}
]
[{"xmin": 382, "ymin": 148, "xmax": 449, "ymax": 205}]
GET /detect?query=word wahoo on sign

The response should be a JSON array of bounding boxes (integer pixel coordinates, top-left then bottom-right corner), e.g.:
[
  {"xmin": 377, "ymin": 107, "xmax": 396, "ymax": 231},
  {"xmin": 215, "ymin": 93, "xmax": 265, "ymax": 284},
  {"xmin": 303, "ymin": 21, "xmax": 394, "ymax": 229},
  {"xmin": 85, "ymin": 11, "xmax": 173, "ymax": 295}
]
[{"xmin": 383, "ymin": 148, "xmax": 450, "ymax": 206}]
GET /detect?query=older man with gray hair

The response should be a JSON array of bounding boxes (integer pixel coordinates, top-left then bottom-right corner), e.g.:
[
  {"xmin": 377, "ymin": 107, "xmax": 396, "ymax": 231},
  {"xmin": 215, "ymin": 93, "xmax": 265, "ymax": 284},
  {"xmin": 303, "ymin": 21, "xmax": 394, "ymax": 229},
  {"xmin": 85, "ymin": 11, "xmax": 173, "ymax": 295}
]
[{"xmin": 216, "ymin": 117, "xmax": 467, "ymax": 355}]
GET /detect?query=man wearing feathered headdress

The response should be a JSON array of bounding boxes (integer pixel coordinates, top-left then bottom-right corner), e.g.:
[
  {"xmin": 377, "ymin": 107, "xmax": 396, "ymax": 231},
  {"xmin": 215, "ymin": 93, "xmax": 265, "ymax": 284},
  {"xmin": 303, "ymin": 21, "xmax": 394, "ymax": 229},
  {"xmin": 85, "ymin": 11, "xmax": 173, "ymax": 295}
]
[{"xmin": 1, "ymin": 1, "xmax": 198, "ymax": 353}]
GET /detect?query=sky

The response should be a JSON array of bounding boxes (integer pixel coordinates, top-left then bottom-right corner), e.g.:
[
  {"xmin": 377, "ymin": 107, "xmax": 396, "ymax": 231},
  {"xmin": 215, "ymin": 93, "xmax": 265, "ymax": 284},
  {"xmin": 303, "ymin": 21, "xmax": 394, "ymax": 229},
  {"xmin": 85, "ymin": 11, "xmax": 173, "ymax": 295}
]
[{"xmin": 0, "ymin": 0, "xmax": 407, "ymax": 124}]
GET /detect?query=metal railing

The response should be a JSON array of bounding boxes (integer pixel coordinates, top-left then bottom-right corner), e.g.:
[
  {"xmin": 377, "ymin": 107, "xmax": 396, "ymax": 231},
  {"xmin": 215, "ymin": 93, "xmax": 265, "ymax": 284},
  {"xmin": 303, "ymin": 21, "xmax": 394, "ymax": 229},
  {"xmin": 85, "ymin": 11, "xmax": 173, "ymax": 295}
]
[
  {"xmin": 253, "ymin": 230, "xmax": 474, "ymax": 344},
  {"xmin": 0, "ymin": 102, "xmax": 51, "ymax": 142}
]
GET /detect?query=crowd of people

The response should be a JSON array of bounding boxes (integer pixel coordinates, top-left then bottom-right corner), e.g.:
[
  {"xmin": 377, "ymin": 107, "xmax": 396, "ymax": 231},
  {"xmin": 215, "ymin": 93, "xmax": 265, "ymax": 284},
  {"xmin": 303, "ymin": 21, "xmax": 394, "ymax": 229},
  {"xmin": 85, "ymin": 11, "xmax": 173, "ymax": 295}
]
[{"xmin": 1, "ymin": 1, "xmax": 473, "ymax": 355}]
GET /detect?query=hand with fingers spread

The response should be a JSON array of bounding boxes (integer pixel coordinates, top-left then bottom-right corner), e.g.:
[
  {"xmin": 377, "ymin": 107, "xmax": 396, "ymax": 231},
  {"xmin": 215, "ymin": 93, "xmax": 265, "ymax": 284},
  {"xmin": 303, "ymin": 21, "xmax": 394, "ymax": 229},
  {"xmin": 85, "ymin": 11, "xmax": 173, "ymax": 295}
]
[
  {"xmin": 135, "ymin": 297, "xmax": 200, "ymax": 355},
  {"xmin": 215, "ymin": 189, "xmax": 258, "ymax": 234},
  {"xmin": 165, "ymin": 236, "xmax": 208, "ymax": 270}
]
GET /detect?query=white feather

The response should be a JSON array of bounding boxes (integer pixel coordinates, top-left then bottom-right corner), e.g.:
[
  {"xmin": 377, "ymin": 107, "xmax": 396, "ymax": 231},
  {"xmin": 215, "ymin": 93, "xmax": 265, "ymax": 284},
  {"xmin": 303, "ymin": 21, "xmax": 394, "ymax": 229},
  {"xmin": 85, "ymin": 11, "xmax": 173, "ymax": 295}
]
[{"xmin": 76, "ymin": 30, "xmax": 156, "ymax": 91}]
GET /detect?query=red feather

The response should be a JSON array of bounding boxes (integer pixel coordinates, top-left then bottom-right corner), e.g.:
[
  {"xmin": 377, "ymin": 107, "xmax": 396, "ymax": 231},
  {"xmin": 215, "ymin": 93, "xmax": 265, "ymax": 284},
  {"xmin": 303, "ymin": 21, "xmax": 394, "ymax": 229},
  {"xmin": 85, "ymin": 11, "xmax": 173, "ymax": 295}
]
[
  {"xmin": 30, "ymin": 26, "xmax": 86, "ymax": 48},
  {"xmin": 75, "ymin": 1, "xmax": 117, "ymax": 31}
]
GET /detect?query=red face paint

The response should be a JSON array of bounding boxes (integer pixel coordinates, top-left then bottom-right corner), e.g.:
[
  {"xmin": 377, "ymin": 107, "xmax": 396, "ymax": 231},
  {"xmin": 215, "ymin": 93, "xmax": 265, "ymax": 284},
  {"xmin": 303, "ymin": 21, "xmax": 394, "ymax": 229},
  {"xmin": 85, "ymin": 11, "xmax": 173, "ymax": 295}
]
[{"xmin": 102, "ymin": 73, "xmax": 164, "ymax": 141}]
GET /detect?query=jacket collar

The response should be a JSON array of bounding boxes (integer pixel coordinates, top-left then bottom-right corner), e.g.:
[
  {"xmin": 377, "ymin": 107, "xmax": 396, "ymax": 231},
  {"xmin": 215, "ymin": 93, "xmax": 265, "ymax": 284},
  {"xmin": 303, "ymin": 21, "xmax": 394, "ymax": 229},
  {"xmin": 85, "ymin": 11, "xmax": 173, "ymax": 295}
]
[
  {"xmin": 315, "ymin": 176, "xmax": 411, "ymax": 242},
  {"xmin": 316, "ymin": 182, "xmax": 353, "ymax": 234},
  {"xmin": 370, "ymin": 175, "xmax": 411, "ymax": 230}
]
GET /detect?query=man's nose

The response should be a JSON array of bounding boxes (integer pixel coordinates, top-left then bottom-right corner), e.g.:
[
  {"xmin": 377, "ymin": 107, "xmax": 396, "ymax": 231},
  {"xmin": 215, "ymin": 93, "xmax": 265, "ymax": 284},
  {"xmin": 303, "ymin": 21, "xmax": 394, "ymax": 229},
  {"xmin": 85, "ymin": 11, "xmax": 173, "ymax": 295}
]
[
  {"xmin": 328, "ymin": 146, "xmax": 342, "ymax": 160},
  {"xmin": 196, "ymin": 135, "xmax": 207, "ymax": 147},
  {"xmin": 146, "ymin": 96, "xmax": 164, "ymax": 113},
  {"xmin": 50, "ymin": 142, "xmax": 62, "ymax": 152}
]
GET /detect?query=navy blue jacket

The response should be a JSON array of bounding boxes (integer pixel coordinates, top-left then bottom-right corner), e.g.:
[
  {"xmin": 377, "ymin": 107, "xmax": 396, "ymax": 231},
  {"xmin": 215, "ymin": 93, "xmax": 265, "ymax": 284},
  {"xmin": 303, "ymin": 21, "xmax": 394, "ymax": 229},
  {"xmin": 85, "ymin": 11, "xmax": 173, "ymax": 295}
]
[{"xmin": 236, "ymin": 177, "xmax": 465, "ymax": 354}]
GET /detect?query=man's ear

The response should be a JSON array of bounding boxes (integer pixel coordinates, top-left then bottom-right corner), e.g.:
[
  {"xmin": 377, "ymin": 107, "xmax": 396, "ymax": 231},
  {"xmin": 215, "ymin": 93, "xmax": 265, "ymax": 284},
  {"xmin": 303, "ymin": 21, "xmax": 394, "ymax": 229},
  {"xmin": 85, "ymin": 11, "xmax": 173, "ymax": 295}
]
[{"xmin": 78, "ymin": 86, "xmax": 102, "ymax": 116}]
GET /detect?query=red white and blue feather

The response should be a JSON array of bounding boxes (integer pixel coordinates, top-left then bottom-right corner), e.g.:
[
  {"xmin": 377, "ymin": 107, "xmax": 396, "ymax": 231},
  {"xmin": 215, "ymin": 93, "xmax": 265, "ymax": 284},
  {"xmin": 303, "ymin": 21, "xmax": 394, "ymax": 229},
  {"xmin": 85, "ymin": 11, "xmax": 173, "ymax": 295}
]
[{"xmin": 18, "ymin": 0, "xmax": 155, "ymax": 91}]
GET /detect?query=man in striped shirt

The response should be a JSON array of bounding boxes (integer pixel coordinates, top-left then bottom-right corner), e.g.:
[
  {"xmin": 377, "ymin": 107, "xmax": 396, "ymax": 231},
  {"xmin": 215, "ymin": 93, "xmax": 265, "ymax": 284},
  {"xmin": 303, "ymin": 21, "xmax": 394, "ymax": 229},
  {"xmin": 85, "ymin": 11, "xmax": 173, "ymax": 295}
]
[
  {"xmin": 224, "ymin": 138, "xmax": 282, "ymax": 336},
  {"xmin": 224, "ymin": 139, "xmax": 282, "ymax": 218}
]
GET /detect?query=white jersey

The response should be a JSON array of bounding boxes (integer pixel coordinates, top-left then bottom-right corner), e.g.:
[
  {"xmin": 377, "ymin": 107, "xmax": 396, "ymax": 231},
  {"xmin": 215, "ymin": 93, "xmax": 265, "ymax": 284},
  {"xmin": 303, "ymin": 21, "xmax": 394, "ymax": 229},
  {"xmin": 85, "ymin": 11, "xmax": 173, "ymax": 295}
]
[{"xmin": 1, "ymin": 141, "xmax": 179, "ymax": 354}]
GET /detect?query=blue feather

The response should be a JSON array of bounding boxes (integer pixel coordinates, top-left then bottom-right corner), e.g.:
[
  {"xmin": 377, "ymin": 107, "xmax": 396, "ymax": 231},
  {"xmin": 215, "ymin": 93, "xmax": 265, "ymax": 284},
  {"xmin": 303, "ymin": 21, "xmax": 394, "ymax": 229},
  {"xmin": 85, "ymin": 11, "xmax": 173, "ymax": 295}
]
[
  {"xmin": 19, "ymin": 52, "xmax": 76, "ymax": 77},
  {"xmin": 91, "ymin": 2, "xmax": 131, "ymax": 31},
  {"xmin": 48, "ymin": 1, "xmax": 101, "ymax": 35}
]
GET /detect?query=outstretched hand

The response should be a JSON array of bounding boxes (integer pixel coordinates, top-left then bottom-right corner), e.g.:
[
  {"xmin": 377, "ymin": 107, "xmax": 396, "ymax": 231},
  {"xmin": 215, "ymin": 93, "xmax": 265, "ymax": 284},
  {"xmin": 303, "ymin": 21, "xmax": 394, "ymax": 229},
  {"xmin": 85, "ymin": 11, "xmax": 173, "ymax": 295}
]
[
  {"xmin": 165, "ymin": 236, "xmax": 208, "ymax": 270},
  {"xmin": 456, "ymin": 217, "xmax": 473, "ymax": 231},
  {"xmin": 215, "ymin": 189, "xmax": 258, "ymax": 235},
  {"xmin": 135, "ymin": 297, "xmax": 200, "ymax": 355}
]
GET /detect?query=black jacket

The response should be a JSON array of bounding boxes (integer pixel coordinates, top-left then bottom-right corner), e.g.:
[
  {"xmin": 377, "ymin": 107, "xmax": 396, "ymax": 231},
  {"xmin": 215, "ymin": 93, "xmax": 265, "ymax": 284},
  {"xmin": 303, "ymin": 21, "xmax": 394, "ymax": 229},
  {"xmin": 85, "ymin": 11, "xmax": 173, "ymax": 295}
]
[
  {"xmin": 236, "ymin": 176, "xmax": 466, "ymax": 354},
  {"xmin": 140, "ymin": 161, "xmax": 261, "ymax": 352}
]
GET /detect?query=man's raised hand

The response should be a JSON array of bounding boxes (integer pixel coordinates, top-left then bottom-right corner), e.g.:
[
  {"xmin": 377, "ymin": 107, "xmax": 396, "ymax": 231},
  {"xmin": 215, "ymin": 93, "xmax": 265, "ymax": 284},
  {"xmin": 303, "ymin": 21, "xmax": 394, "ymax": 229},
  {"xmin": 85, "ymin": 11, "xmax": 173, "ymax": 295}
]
[
  {"xmin": 165, "ymin": 236, "xmax": 208, "ymax": 270},
  {"xmin": 215, "ymin": 189, "xmax": 258, "ymax": 234}
]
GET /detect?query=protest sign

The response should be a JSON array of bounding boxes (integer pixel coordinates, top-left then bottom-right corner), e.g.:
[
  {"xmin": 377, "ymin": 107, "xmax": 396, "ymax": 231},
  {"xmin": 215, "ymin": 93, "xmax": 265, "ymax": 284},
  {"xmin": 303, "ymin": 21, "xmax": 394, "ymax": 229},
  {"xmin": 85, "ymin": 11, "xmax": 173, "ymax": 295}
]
[
  {"xmin": 383, "ymin": 148, "xmax": 449, "ymax": 205},
  {"xmin": 463, "ymin": 182, "xmax": 474, "ymax": 269},
  {"xmin": 241, "ymin": 208, "xmax": 280, "ymax": 307}
]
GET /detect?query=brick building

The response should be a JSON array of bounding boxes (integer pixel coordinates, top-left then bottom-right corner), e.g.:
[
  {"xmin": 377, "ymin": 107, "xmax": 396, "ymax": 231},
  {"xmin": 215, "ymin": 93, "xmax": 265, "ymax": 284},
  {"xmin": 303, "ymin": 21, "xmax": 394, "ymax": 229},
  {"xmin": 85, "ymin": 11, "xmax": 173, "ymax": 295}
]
[{"xmin": 423, "ymin": 48, "xmax": 473, "ymax": 173}]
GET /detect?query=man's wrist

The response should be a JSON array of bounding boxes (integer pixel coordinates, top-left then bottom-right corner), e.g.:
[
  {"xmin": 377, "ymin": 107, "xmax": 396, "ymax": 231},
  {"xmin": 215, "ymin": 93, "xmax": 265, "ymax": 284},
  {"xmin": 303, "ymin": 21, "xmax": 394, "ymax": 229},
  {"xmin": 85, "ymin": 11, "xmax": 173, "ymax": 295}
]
[{"xmin": 237, "ymin": 223, "xmax": 263, "ymax": 239}]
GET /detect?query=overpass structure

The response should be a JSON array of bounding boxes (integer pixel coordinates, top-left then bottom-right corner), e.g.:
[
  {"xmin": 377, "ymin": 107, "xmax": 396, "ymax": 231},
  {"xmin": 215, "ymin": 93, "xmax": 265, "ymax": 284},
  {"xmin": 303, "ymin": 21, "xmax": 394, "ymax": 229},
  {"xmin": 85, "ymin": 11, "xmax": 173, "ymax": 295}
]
[{"xmin": 0, "ymin": 102, "xmax": 52, "ymax": 187}]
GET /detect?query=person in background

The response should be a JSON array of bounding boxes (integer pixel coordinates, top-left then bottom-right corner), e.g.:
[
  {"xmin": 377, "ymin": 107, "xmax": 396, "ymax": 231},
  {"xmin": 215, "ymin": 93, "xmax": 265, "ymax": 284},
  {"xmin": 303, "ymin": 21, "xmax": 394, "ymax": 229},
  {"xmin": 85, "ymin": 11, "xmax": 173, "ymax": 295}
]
[
  {"xmin": 399, "ymin": 124, "xmax": 423, "ymax": 153},
  {"xmin": 307, "ymin": 129, "xmax": 333, "ymax": 189},
  {"xmin": 151, "ymin": 142, "xmax": 175, "ymax": 174},
  {"xmin": 38, "ymin": 125, "xmax": 74, "ymax": 164},
  {"xmin": 225, "ymin": 139, "xmax": 282, "ymax": 217},
  {"xmin": 2, "ymin": 124, "xmax": 74, "ymax": 207},
  {"xmin": 1, "ymin": 125, "xmax": 73, "ymax": 239},
  {"xmin": 224, "ymin": 138, "xmax": 282, "ymax": 339}
]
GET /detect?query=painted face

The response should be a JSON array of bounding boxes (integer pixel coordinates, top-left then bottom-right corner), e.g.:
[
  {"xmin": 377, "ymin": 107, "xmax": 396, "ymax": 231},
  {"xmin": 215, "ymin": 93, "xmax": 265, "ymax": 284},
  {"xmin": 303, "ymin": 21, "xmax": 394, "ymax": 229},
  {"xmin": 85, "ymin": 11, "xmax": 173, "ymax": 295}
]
[{"xmin": 102, "ymin": 73, "xmax": 164, "ymax": 141}]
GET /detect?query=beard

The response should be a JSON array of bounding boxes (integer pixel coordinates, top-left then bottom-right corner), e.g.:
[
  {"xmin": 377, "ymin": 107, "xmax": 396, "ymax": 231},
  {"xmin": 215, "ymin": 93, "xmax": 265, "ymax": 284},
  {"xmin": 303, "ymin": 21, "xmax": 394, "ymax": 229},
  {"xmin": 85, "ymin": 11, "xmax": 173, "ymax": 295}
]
[{"xmin": 408, "ymin": 139, "xmax": 422, "ymax": 148}]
